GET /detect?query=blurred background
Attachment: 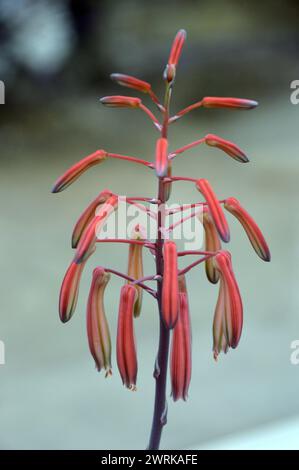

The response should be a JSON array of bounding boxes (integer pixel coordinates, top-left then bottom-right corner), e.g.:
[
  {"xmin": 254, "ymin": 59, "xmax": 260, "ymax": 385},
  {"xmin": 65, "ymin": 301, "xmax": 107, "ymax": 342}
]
[{"xmin": 1, "ymin": 0, "xmax": 299, "ymax": 450}]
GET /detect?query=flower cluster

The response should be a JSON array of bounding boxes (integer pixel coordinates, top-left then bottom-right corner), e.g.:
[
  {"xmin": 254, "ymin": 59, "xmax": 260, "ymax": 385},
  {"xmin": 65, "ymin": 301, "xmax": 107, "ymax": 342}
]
[{"xmin": 52, "ymin": 29, "xmax": 270, "ymax": 448}]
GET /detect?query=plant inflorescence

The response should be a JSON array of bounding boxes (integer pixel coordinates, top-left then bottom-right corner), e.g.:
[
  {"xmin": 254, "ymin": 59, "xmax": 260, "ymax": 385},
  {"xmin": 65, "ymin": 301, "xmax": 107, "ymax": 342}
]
[{"xmin": 52, "ymin": 30, "xmax": 270, "ymax": 450}]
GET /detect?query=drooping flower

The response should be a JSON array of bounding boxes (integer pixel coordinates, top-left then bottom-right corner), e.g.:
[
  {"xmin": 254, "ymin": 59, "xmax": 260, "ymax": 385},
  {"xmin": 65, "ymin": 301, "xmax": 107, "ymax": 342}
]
[
  {"xmin": 224, "ymin": 197, "xmax": 271, "ymax": 262},
  {"xmin": 72, "ymin": 189, "xmax": 114, "ymax": 248},
  {"xmin": 75, "ymin": 195, "xmax": 118, "ymax": 263},
  {"xmin": 52, "ymin": 150, "xmax": 107, "ymax": 193},
  {"xmin": 196, "ymin": 178, "xmax": 230, "ymax": 243},
  {"xmin": 170, "ymin": 275, "xmax": 192, "ymax": 401},
  {"xmin": 202, "ymin": 97, "xmax": 258, "ymax": 109},
  {"xmin": 86, "ymin": 267, "xmax": 112, "ymax": 375},
  {"xmin": 205, "ymin": 134, "xmax": 248, "ymax": 163},
  {"xmin": 212, "ymin": 251, "xmax": 243, "ymax": 359},
  {"xmin": 127, "ymin": 225, "xmax": 146, "ymax": 318},
  {"xmin": 100, "ymin": 96, "xmax": 141, "ymax": 108},
  {"xmin": 202, "ymin": 207, "xmax": 221, "ymax": 284},
  {"xmin": 110, "ymin": 74, "xmax": 151, "ymax": 93},
  {"xmin": 59, "ymin": 250, "xmax": 94, "ymax": 323},
  {"xmin": 155, "ymin": 137, "xmax": 169, "ymax": 178},
  {"xmin": 116, "ymin": 284, "xmax": 138, "ymax": 390},
  {"xmin": 162, "ymin": 240, "xmax": 179, "ymax": 329}
]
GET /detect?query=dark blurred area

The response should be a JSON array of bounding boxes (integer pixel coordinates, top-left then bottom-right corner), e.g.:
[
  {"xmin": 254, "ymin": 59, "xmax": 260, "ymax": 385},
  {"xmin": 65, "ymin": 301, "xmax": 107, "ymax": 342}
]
[{"xmin": 0, "ymin": 0, "xmax": 299, "ymax": 107}]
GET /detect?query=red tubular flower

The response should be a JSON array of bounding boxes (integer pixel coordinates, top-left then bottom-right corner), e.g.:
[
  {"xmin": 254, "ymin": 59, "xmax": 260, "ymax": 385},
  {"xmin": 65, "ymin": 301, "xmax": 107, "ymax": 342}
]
[
  {"xmin": 127, "ymin": 225, "xmax": 145, "ymax": 318},
  {"xmin": 162, "ymin": 241, "xmax": 179, "ymax": 329},
  {"xmin": 168, "ymin": 29, "xmax": 186, "ymax": 66},
  {"xmin": 155, "ymin": 137, "xmax": 169, "ymax": 177},
  {"xmin": 116, "ymin": 284, "xmax": 138, "ymax": 390},
  {"xmin": 202, "ymin": 97, "xmax": 258, "ymax": 109},
  {"xmin": 196, "ymin": 178, "xmax": 230, "ymax": 243},
  {"xmin": 213, "ymin": 251, "xmax": 243, "ymax": 359},
  {"xmin": 59, "ymin": 251, "xmax": 94, "ymax": 323},
  {"xmin": 205, "ymin": 134, "xmax": 249, "ymax": 163},
  {"xmin": 86, "ymin": 267, "xmax": 112, "ymax": 375},
  {"xmin": 52, "ymin": 150, "xmax": 107, "ymax": 193},
  {"xmin": 202, "ymin": 207, "xmax": 221, "ymax": 284},
  {"xmin": 164, "ymin": 29, "xmax": 186, "ymax": 82},
  {"xmin": 100, "ymin": 96, "xmax": 141, "ymax": 108},
  {"xmin": 75, "ymin": 195, "xmax": 118, "ymax": 263},
  {"xmin": 72, "ymin": 189, "xmax": 113, "ymax": 248},
  {"xmin": 170, "ymin": 275, "xmax": 192, "ymax": 401},
  {"xmin": 224, "ymin": 197, "xmax": 271, "ymax": 262},
  {"xmin": 110, "ymin": 74, "xmax": 151, "ymax": 93}
]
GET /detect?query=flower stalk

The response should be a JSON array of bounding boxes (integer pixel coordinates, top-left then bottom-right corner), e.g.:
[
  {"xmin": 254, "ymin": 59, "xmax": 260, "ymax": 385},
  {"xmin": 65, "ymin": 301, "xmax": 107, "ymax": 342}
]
[{"xmin": 52, "ymin": 29, "xmax": 270, "ymax": 451}]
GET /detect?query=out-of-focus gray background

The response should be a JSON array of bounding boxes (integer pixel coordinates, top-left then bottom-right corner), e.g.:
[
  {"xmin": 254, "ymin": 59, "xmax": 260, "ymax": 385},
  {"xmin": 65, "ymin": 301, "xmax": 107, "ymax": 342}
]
[{"xmin": 1, "ymin": 0, "xmax": 299, "ymax": 450}]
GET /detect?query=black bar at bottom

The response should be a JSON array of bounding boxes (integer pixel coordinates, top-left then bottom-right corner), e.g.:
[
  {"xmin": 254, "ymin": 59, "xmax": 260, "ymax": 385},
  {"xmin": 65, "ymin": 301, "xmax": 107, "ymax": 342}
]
[{"xmin": 0, "ymin": 450, "xmax": 297, "ymax": 464}]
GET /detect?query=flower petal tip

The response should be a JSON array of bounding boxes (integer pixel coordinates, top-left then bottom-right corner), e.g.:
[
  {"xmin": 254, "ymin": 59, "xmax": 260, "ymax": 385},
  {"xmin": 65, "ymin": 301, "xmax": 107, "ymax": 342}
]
[{"xmin": 205, "ymin": 134, "xmax": 249, "ymax": 164}]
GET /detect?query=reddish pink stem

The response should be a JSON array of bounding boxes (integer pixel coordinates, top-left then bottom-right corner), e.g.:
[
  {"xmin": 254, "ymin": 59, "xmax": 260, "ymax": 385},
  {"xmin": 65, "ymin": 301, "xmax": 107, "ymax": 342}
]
[
  {"xmin": 169, "ymin": 99, "xmax": 203, "ymax": 123},
  {"xmin": 104, "ymin": 268, "xmax": 157, "ymax": 297},
  {"xmin": 164, "ymin": 175, "xmax": 198, "ymax": 183},
  {"xmin": 178, "ymin": 250, "xmax": 215, "ymax": 257},
  {"xmin": 166, "ymin": 202, "xmax": 205, "ymax": 215},
  {"xmin": 131, "ymin": 274, "xmax": 161, "ymax": 285},
  {"xmin": 179, "ymin": 254, "xmax": 214, "ymax": 275},
  {"xmin": 126, "ymin": 198, "xmax": 157, "ymax": 219},
  {"xmin": 95, "ymin": 238, "xmax": 155, "ymax": 249},
  {"xmin": 169, "ymin": 137, "xmax": 205, "ymax": 158},
  {"xmin": 140, "ymin": 103, "xmax": 161, "ymax": 130},
  {"xmin": 149, "ymin": 90, "xmax": 165, "ymax": 111},
  {"xmin": 167, "ymin": 208, "xmax": 202, "ymax": 232},
  {"xmin": 108, "ymin": 152, "xmax": 153, "ymax": 168}
]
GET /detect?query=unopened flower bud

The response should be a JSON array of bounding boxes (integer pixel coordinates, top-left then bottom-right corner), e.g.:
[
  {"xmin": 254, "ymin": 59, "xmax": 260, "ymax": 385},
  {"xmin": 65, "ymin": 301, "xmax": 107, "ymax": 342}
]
[
  {"xmin": 224, "ymin": 197, "xmax": 270, "ymax": 261},
  {"xmin": 196, "ymin": 179, "xmax": 230, "ymax": 243},
  {"xmin": 202, "ymin": 97, "xmax": 258, "ymax": 110},
  {"xmin": 213, "ymin": 251, "xmax": 243, "ymax": 359},
  {"xmin": 170, "ymin": 275, "xmax": 192, "ymax": 401},
  {"xmin": 116, "ymin": 285, "xmax": 138, "ymax": 390},
  {"xmin": 87, "ymin": 267, "xmax": 112, "ymax": 375},
  {"xmin": 100, "ymin": 95, "xmax": 141, "ymax": 108},
  {"xmin": 52, "ymin": 150, "xmax": 107, "ymax": 193},
  {"xmin": 110, "ymin": 74, "xmax": 151, "ymax": 93},
  {"xmin": 205, "ymin": 134, "xmax": 249, "ymax": 163},
  {"xmin": 162, "ymin": 241, "xmax": 179, "ymax": 329}
]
